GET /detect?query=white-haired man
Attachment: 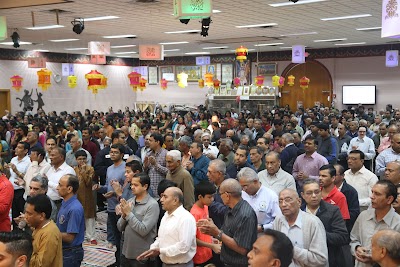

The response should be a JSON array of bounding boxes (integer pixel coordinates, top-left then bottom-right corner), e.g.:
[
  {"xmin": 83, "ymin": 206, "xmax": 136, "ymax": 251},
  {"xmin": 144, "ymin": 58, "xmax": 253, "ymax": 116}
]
[
  {"xmin": 65, "ymin": 136, "xmax": 92, "ymax": 167},
  {"xmin": 202, "ymin": 133, "xmax": 219, "ymax": 160}
]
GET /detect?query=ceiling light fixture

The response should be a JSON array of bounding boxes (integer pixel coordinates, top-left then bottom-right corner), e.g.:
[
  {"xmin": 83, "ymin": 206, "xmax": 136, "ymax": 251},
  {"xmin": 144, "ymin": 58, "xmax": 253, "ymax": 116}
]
[
  {"xmin": 65, "ymin": 47, "xmax": 87, "ymax": 51},
  {"xmin": 164, "ymin": 30, "xmax": 201, "ymax": 34},
  {"xmin": 111, "ymin": 45, "xmax": 136, "ymax": 48},
  {"xmin": 254, "ymin": 42, "xmax": 284, "ymax": 46},
  {"xmin": 10, "ymin": 31, "xmax": 20, "ymax": 48},
  {"xmin": 269, "ymin": 0, "xmax": 327, "ymax": 7},
  {"xmin": 114, "ymin": 52, "xmax": 137, "ymax": 54},
  {"xmin": 49, "ymin": 38, "xmax": 79, "ymax": 42},
  {"xmin": 71, "ymin": 18, "xmax": 84, "ymax": 34},
  {"xmin": 313, "ymin": 38, "xmax": 347, "ymax": 42},
  {"xmin": 356, "ymin": 26, "xmax": 382, "ymax": 31},
  {"xmin": 32, "ymin": 49, "xmax": 49, "ymax": 52},
  {"xmin": 164, "ymin": 49, "xmax": 180, "ymax": 52},
  {"xmin": 185, "ymin": 52, "xmax": 210, "ymax": 55},
  {"xmin": 335, "ymin": 42, "xmax": 366, "ymax": 46},
  {"xmin": 159, "ymin": 41, "xmax": 189, "ymax": 45},
  {"xmin": 235, "ymin": 23, "xmax": 278, "ymax": 28},
  {"xmin": 321, "ymin": 14, "xmax": 372, "ymax": 21},
  {"xmin": 0, "ymin": 41, "xmax": 32, "ymax": 46},
  {"xmin": 280, "ymin": 31, "xmax": 318, "ymax": 36},
  {"xmin": 202, "ymin": 46, "xmax": 229, "ymax": 49},
  {"xmin": 103, "ymin": 34, "xmax": 136, "ymax": 38},
  {"xmin": 83, "ymin": 16, "xmax": 119, "ymax": 22},
  {"xmin": 25, "ymin": 25, "xmax": 64, "ymax": 30}
]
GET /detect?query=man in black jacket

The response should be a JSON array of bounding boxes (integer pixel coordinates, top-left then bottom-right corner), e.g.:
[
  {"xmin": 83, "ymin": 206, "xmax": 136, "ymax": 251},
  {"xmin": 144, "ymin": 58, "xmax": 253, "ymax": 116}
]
[
  {"xmin": 280, "ymin": 133, "xmax": 299, "ymax": 174},
  {"xmin": 301, "ymin": 179, "xmax": 349, "ymax": 267}
]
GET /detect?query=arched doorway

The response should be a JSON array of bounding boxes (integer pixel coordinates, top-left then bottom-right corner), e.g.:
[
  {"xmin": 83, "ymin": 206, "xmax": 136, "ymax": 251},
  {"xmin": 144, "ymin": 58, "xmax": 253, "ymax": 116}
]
[{"xmin": 280, "ymin": 60, "xmax": 332, "ymax": 110}]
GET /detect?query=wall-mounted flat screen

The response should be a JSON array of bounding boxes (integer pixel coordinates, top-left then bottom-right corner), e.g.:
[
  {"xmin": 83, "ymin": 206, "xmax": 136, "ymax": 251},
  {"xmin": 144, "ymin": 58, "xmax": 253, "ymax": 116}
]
[{"xmin": 342, "ymin": 85, "xmax": 376, "ymax": 105}]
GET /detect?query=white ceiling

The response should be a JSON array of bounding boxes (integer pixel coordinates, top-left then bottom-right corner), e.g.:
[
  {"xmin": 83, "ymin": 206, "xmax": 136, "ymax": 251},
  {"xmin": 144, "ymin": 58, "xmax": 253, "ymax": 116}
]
[{"xmin": 0, "ymin": 0, "xmax": 392, "ymax": 58}]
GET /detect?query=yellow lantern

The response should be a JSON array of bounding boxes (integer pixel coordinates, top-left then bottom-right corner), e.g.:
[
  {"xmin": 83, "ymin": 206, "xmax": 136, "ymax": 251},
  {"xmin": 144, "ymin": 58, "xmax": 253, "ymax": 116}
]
[
  {"xmin": 300, "ymin": 76, "xmax": 310, "ymax": 89},
  {"xmin": 139, "ymin": 78, "xmax": 147, "ymax": 91},
  {"xmin": 287, "ymin": 75, "xmax": 295, "ymax": 86},
  {"xmin": 235, "ymin": 46, "xmax": 248, "ymax": 62},
  {"xmin": 37, "ymin": 68, "xmax": 52, "ymax": 91},
  {"xmin": 10, "ymin": 75, "xmax": 23, "ymax": 92},
  {"xmin": 100, "ymin": 76, "xmax": 108, "ymax": 89},
  {"xmin": 67, "ymin": 75, "xmax": 77, "ymax": 88},
  {"xmin": 272, "ymin": 75, "xmax": 280, "ymax": 87},
  {"xmin": 198, "ymin": 79, "xmax": 204, "ymax": 88},
  {"xmin": 160, "ymin": 78, "xmax": 168, "ymax": 90},
  {"xmin": 177, "ymin": 72, "xmax": 188, "ymax": 88},
  {"xmin": 204, "ymin": 73, "xmax": 213, "ymax": 87}
]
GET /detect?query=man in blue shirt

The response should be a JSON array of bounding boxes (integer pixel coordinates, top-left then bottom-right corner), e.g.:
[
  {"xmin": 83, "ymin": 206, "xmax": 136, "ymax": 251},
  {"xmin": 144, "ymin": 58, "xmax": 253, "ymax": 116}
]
[
  {"xmin": 187, "ymin": 142, "xmax": 210, "ymax": 185},
  {"xmin": 56, "ymin": 174, "xmax": 85, "ymax": 267}
]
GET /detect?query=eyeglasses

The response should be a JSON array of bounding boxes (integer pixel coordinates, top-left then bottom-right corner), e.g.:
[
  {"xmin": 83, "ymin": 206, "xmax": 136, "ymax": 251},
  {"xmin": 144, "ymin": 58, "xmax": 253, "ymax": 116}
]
[
  {"xmin": 279, "ymin": 197, "xmax": 295, "ymax": 204},
  {"xmin": 303, "ymin": 190, "xmax": 321, "ymax": 196}
]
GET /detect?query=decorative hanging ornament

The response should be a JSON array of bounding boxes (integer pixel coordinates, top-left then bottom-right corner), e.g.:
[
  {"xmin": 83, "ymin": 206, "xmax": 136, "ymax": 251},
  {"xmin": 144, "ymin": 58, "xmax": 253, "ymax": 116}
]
[
  {"xmin": 235, "ymin": 46, "xmax": 248, "ymax": 62},
  {"xmin": 272, "ymin": 75, "xmax": 280, "ymax": 87},
  {"xmin": 67, "ymin": 75, "xmax": 77, "ymax": 88},
  {"xmin": 287, "ymin": 75, "xmax": 295, "ymax": 86},
  {"xmin": 255, "ymin": 75, "xmax": 265, "ymax": 88},
  {"xmin": 299, "ymin": 76, "xmax": 310, "ymax": 89},
  {"xmin": 198, "ymin": 78, "xmax": 204, "ymax": 88},
  {"xmin": 177, "ymin": 72, "xmax": 188, "ymax": 88},
  {"xmin": 10, "ymin": 75, "xmax": 23, "ymax": 92},
  {"xmin": 213, "ymin": 79, "xmax": 220, "ymax": 89},
  {"xmin": 160, "ymin": 78, "xmax": 168, "ymax": 90},
  {"xmin": 233, "ymin": 77, "xmax": 241, "ymax": 87},
  {"xmin": 204, "ymin": 73, "xmax": 214, "ymax": 87},
  {"xmin": 85, "ymin": 70, "xmax": 106, "ymax": 94},
  {"xmin": 37, "ymin": 68, "xmax": 52, "ymax": 91},
  {"xmin": 139, "ymin": 78, "xmax": 147, "ymax": 91},
  {"xmin": 278, "ymin": 76, "xmax": 285, "ymax": 88},
  {"xmin": 127, "ymin": 71, "xmax": 141, "ymax": 92}
]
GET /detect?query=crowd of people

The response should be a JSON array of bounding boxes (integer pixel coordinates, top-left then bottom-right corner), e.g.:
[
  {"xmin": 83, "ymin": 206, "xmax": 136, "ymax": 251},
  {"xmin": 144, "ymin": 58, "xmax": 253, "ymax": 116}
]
[{"xmin": 0, "ymin": 103, "xmax": 400, "ymax": 267}]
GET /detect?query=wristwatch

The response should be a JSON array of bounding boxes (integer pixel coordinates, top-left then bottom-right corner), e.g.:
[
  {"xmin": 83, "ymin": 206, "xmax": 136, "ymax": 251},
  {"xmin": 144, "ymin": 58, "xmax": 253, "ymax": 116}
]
[{"xmin": 216, "ymin": 230, "xmax": 223, "ymax": 241}]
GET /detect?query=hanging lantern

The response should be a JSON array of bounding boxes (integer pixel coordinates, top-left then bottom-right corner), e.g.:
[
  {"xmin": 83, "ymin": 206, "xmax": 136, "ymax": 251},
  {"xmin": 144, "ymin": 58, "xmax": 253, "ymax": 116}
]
[
  {"xmin": 272, "ymin": 75, "xmax": 280, "ymax": 87},
  {"xmin": 300, "ymin": 76, "xmax": 310, "ymax": 89},
  {"xmin": 37, "ymin": 68, "xmax": 52, "ymax": 91},
  {"xmin": 233, "ymin": 77, "xmax": 241, "ymax": 87},
  {"xmin": 235, "ymin": 46, "xmax": 248, "ymax": 62},
  {"xmin": 287, "ymin": 75, "xmax": 295, "ymax": 86},
  {"xmin": 67, "ymin": 75, "xmax": 77, "ymax": 88},
  {"xmin": 139, "ymin": 78, "xmax": 147, "ymax": 91},
  {"xmin": 177, "ymin": 72, "xmax": 188, "ymax": 88},
  {"xmin": 255, "ymin": 75, "xmax": 265, "ymax": 88},
  {"xmin": 128, "ymin": 71, "xmax": 141, "ymax": 91},
  {"xmin": 204, "ymin": 73, "xmax": 213, "ymax": 87},
  {"xmin": 213, "ymin": 79, "xmax": 220, "ymax": 89},
  {"xmin": 160, "ymin": 78, "xmax": 168, "ymax": 90},
  {"xmin": 10, "ymin": 75, "xmax": 23, "ymax": 92},
  {"xmin": 198, "ymin": 78, "xmax": 204, "ymax": 88},
  {"xmin": 100, "ymin": 76, "xmax": 108, "ymax": 89},
  {"xmin": 85, "ymin": 70, "xmax": 105, "ymax": 94},
  {"xmin": 278, "ymin": 76, "xmax": 285, "ymax": 88}
]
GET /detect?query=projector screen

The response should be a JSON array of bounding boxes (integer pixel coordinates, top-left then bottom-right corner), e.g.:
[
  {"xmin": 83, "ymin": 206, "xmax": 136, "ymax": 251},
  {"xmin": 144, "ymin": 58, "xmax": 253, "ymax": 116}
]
[{"xmin": 342, "ymin": 85, "xmax": 376, "ymax": 105}]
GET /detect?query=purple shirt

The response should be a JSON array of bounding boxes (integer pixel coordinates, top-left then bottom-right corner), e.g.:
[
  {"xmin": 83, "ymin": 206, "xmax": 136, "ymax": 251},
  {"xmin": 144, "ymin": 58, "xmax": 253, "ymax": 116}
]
[{"xmin": 292, "ymin": 152, "xmax": 328, "ymax": 187}]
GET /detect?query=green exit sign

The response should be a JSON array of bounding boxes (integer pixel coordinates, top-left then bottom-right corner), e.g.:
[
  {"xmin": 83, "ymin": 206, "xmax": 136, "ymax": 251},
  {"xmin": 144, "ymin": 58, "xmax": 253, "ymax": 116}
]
[{"xmin": 174, "ymin": 0, "xmax": 212, "ymax": 19}]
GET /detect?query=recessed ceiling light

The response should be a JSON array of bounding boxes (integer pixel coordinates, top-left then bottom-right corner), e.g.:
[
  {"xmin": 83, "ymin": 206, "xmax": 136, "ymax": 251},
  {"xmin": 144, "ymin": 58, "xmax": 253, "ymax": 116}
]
[
  {"xmin": 235, "ymin": 23, "xmax": 278, "ymax": 28},
  {"xmin": 49, "ymin": 39, "xmax": 79, "ymax": 42},
  {"xmin": 202, "ymin": 46, "xmax": 229, "ymax": 49},
  {"xmin": 335, "ymin": 42, "xmax": 366, "ymax": 46},
  {"xmin": 164, "ymin": 30, "xmax": 201, "ymax": 34},
  {"xmin": 159, "ymin": 41, "xmax": 189, "ymax": 45},
  {"xmin": 321, "ymin": 14, "xmax": 372, "ymax": 21},
  {"xmin": 280, "ymin": 47, "xmax": 293, "ymax": 49},
  {"xmin": 83, "ymin": 16, "xmax": 119, "ymax": 22},
  {"xmin": 65, "ymin": 47, "xmax": 88, "ymax": 51},
  {"xmin": 313, "ymin": 38, "xmax": 347, "ymax": 42},
  {"xmin": 164, "ymin": 49, "xmax": 180, "ymax": 52},
  {"xmin": 25, "ymin": 25, "xmax": 64, "ymax": 30},
  {"xmin": 280, "ymin": 31, "xmax": 318, "ymax": 36},
  {"xmin": 230, "ymin": 49, "xmax": 255, "ymax": 52},
  {"xmin": 111, "ymin": 45, "xmax": 136, "ymax": 48},
  {"xmin": 213, "ymin": 10, "xmax": 222, "ymax": 13},
  {"xmin": 0, "ymin": 41, "xmax": 32, "ymax": 45},
  {"xmin": 269, "ymin": 0, "xmax": 327, "ymax": 7},
  {"xmin": 356, "ymin": 26, "xmax": 382, "ymax": 31},
  {"xmin": 32, "ymin": 49, "xmax": 49, "ymax": 52},
  {"xmin": 114, "ymin": 52, "xmax": 137, "ymax": 54},
  {"xmin": 185, "ymin": 52, "xmax": 210, "ymax": 55},
  {"xmin": 103, "ymin": 34, "xmax": 136, "ymax": 38},
  {"xmin": 254, "ymin": 42, "xmax": 284, "ymax": 46}
]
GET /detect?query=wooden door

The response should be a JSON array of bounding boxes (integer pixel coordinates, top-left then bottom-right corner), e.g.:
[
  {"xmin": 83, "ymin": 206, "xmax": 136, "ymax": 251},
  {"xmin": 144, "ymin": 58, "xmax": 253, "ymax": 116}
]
[
  {"xmin": 280, "ymin": 60, "xmax": 332, "ymax": 110},
  {"xmin": 0, "ymin": 89, "xmax": 11, "ymax": 117}
]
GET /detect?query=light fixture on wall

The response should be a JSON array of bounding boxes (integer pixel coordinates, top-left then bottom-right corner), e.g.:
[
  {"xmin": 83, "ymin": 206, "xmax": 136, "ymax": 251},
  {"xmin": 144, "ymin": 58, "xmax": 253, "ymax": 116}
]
[
  {"xmin": 72, "ymin": 18, "xmax": 84, "ymax": 34},
  {"xmin": 11, "ymin": 31, "xmax": 20, "ymax": 48}
]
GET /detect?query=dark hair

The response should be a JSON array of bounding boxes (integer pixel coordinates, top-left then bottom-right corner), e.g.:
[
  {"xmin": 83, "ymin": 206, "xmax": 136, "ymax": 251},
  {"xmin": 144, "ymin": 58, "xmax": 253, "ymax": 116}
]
[
  {"xmin": 264, "ymin": 229, "xmax": 294, "ymax": 267},
  {"xmin": 194, "ymin": 181, "xmax": 216, "ymax": 201},
  {"xmin": 304, "ymin": 135, "xmax": 317, "ymax": 145},
  {"xmin": 237, "ymin": 145, "xmax": 249, "ymax": 156},
  {"xmin": 110, "ymin": 143, "xmax": 125, "ymax": 154},
  {"xmin": 192, "ymin": 142, "xmax": 203, "ymax": 152},
  {"xmin": 132, "ymin": 172, "xmax": 151, "ymax": 190},
  {"xmin": 126, "ymin": 160, "xmax": 143, "ymax": 173},
  {"xmin": 334, "ymin": 164, "xmax": 345, "ymax": 176},
  {"xmin": 150, "ymin": 133, "xmax": 164, "ymax": 147},
  {"xmin": 349, "ymin": 150, "xmax": 365, "ymax": 160},
  {"xmin": 30, "ymin": 147, "xmax": 46, "ymax": 157},
  {"xmin": 231, "ymin": 135, "xmax": 240, "ymax": 145},
  {"xmin": 0, "ymin": 231, "xmax": 33, "ymax": 262},
  {"xmin": 111, "ymin": 130, "xmax": 123, "ymax": 142},
  {"xmin": 82, "ymin": 127, "xmax": 92, "ymax": 135},
  {"xmin": 319, "ymin": 164, "xmax": 336, "ymax": 177},
  {"xmin": 250, "ymin": 146, "xmax": 263, "ymax": 155},
  {"xmin": 54, "ymin": 147, "xmax": 66, "ymax": 160},
  {"xmin": 157, "ymin": 179, "xmax": 177, "ymax": 197},
  {"xmin": 164, "ymin": 134, "xmax": 174, "ymax": 141},
  {"xmin": 376, "ymin": 180, "xmax": 397, "ymax": 203},
  {"xmin": 74, "ymin": 150, "xmax": 87, "ymax": 159},
  {"xmin": 65, "ymin": 174, "xmax": 80, "ymax": 193},
  {"xmin": 26, "ymin": 194, "xmax": 52, "ymax": 219},
  {"xmin": 17, "ymin": 125, "xmax": 29, "ymax": 135},
  {"xmin": 18, "ymin": 141, "xmax": 30, "ymax": 151}
]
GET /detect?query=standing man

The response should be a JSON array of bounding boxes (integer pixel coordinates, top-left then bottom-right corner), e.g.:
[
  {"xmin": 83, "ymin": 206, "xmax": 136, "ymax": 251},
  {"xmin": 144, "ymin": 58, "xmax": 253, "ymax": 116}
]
[
  {"xmin": 187, "ymin": 142, "xmax": 210, "ymax": 185},
  {"xmin": 0, "ymin": 231, "xmax": 32, "ymax": 267},
  {"xmin": 249, "ymin": 146, "xmax": 265, "ymax": 172},
  {"xmin": 226, "ymin": 145, "xmax": 255, "ymax": 179},
  {"xmin": 218, "ymin": 138, "xmax": 235, "ymax": 167},
  {"xmin": 201, "ymin": 133, "xmax": 219, "ymax": 160},
  {"xmin": 279, "ymin": 133, "xmax": 299, "ymax": 174},
  {"xmin": 336, "ymin": 123, "xmax": 352, "ymax": 170},
  {"xmin": 317, "ymin": 124, "xmax": 338, "ymax": 164},
  {"xmin": 0, "ymin": 172, "xmax": 13, "ymax": 232},
  {"xmin": 198, "ymin": 179, "xmax": 258, "ymax": 267},
  {"xmin": 371, "ymin": 229, "xmax": 400, "ymax": 267},
  {"xmin": 56, "ymin": 174, "xmax": 85, "ymax": 267},
  {"xmin": 273, "ymin": 188, "xmax": 329, "ymax": 267},
  {"xmin": 137, "ymin": 187, "xmax": 197, "ymax": 266},
  {"xmin": 384, "ymin": 160, "xmax": 400, "ymax": 185},
  {"xmin": 375, "ymin": 133, "xmax": 400, "ymax": 177},
  {"xmin": 65, "ymin": 136, "xmax": 92, "ymax": 167},
  {"xmin": 347, "ymin": 127, "xmax": 375, "ymax": 171},
  {"xmin": 82, "ymin": 127, "xmax": 99, "ymax": 163},
  {"xmin": 25, "ymin": 194, "xmax": 63, "ymax": 267}
]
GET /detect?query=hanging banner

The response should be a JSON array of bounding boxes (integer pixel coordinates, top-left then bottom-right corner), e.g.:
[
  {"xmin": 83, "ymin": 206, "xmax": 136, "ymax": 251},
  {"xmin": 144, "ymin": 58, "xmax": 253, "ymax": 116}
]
[
  {"xmin": 139, "ymin": 44, "xmax": 164, "ymax": 60},
  {"xmin": 386, "ymin": 50, "xmax": 399, "ymax": 67},
  {"xmin": 28, "ymin": 57, "xmax": 46, "ymax": 68},
  {"xmin": 381, "ymin": 0, "xmax": 400, "ymax": 38},
  {"xmin": 292, "ymin": 45, "xmax": 305, "ymax": 64},
  {"xmin": 0, "ymin": 17, "xmax": 7, "ymax": 40},
  {"xmin": 88, "ymin": 41, "xmax": 110, "ymax": 55},
  {"xmin": 174, "ymin": 0, "xmax": 212, "ymax": 19},
  {"xmin": 90, "ymin": 55, "xmax": 107, "ymax": 65},
  {"xmin": 62, "ymin": 63, "xmax": 74, "ymax": 76}
]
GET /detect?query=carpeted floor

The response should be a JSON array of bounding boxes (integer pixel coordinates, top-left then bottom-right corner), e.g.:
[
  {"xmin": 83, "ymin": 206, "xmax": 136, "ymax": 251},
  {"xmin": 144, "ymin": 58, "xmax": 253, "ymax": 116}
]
[{"xmin": 81, "ymin": 211, "xmax": 116, "ymax": 267}]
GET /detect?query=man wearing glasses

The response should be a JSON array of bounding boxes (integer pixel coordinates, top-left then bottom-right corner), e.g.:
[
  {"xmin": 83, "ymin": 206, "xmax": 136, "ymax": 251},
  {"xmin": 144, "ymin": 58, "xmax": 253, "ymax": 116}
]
[{"xmin": 347, "ymin": 126, "xmax": 375, "ymax": 171}]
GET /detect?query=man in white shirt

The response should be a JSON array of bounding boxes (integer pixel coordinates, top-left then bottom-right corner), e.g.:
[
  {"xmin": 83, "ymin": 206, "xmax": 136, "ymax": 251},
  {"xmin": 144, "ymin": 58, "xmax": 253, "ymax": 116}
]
[
  {"xmin": 347, "ymin": 127, "xmax": 375, "ymax": 171},
  {"xmin": 137, "ymin": 187, "xmax": 196, "ymax": 266},
  {"xmin": 45, "ymin": 147, "xmax": 76, "ymax": 209},
  {"xmin": 201, "ymin": 133, "xmax": 219, "ymax": 160},
  {"xmin": 344, "ymin": 150, "xmax": 378, "ymax": 211},
  {"xmin": 238, "ymin": 167, "xmax": 281, "ymax": 233}
]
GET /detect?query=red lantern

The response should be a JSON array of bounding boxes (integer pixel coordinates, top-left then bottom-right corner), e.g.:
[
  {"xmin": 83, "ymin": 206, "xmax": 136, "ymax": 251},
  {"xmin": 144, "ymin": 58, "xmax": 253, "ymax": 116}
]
[
  {"xmin": 37, "ymin": 68, "xmax": 52, "ymax": 91},
  {"xmin": 10, "ymin": 75, "xmax": 23, "ymax": 92},
  {"xmin": 128, "ymin": 71, "xmax": 141, "ymax": 91},
  {"xmin": 213, "ymin": 79, "xmax": 220, "ymax": 89},
  {"xmin": 255, "ymin": 75, "xmax": 265, "ymax": 88},
  {"xmin": 160, "ymin": 78, "xmax": 168, "ymax": 90},
  {"xmin": 287, "ymin": 75, "xmax": 295, "ymax": 86},
  {"xmin": 85, "ymin": 70, "xmax": 105, "ymax": 94},
  {"xmin": 235, "ymin": 46, "xmax": 248, "ymax": 62},
  {"xmin": 139, "ymin": 78, "xmax": 147, "ymax": 91},
  {"xmin": 233, "ymin": 77, "xmax": 241, "ymax": 87},
  {"xmin": 300, "ymin": 76, "xmax": 310, "ymax": 89}
]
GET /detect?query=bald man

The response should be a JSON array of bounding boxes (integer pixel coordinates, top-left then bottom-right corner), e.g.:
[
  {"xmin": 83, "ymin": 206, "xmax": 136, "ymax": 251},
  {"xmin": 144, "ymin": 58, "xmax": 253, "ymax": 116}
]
[
  {"xmin": 137, "ymin": 187, "xmax": 196, "ymax": 266},
  {"xmin": 384, "ymin": 161, "xmax": 400, "ymax": 185},
  {"xmin": 371, "ymin": 229, "xmax": 400, "ymax": 267},
  {"xmin": 273, "ymin": 189, "xmax": 328, "ymax": 267}
]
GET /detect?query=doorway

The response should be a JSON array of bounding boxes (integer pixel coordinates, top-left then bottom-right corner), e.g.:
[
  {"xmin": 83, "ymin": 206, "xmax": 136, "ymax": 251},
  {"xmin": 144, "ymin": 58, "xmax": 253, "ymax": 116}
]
[{"xmin": 0, "ymin": 89, "xmax": 11, "ymax": 117}]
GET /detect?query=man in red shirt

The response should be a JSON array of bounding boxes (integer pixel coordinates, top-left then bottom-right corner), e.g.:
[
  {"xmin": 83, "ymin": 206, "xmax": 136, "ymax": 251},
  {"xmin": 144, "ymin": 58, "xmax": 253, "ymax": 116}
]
[
  {"xmin": 319, "ymin": 164, "xmax": 350, "ymax": 220},
  {"xmin": 0, "ymin": 173, "xmax": 14, "ymax": 231}
]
